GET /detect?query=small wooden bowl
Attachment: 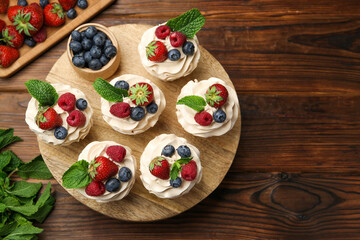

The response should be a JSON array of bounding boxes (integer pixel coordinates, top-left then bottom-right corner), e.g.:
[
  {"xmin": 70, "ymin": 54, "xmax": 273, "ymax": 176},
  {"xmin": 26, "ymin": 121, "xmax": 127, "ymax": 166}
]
[{"xmin": 67, "ymin": 23, "xmax": 120, "ymax": 80}]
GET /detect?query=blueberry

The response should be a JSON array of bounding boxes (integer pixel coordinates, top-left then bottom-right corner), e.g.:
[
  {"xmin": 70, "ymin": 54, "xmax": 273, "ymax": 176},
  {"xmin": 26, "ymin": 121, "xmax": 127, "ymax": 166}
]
[
  {"xmin": 168, "ymin": 49, "xmax": 181, "ymax": 61},
  {"xmin": 39, "ymin": 0, "xmax": 49, "ymax": 8},
  {"xmin": 54, "ymin": 127, "xmax": 68, "ymax": 140},
  {"xmin": 99, "ymin": 55, "xmax": 110, "ymax": 66},
  {"xmin": 145, "ymin": 101, "xmax": 158, "ymax": 114},
  {"xmin": 177, "ymin": 145, "xmax": 191, "ymax": 158},
  {"xmin": 70, "ymin": 41, "xmax": 82, "ymax": 53},
  {"xmin": 104, "ymin": 39, "xmax": 112, "ymax": 48},
  {"xmin": 17, "ymin": 0, "xmax": 28, "ymax": 7},
  {"xmin": 118, "ymin": 167, "xmax": 132, "ymax": 182},
  {"xmin": 213, "ymin": 110, "xmax": 226, "ymax": 123},
  {"xmin": 93, "ymin": 32, "xmax": 106, "ymax": 46},
  {"xmin": 85, "ymin": 26, "xmax": 97, "ymax": 39},
  {"xmin": 77, "ymin": 0, "xmax": 88, "ymax": 9},
  {"xmin": 76, "ymin": 98, "xmax": 87, "ymax": 110},
  {"xmin": 162, "ymin": 145, "xmax": 175, "ymax": 157},
  {"xmin": 81, "ymin": 38, "xmax": 92, "ymax": 51},
  {"xmin": 130, "ymin": 106, "xmax": 145, "ymax": 121},
  {"xmin": 67, "ymin": 8, "xmax": 77, "ymax": 19},
  {"xmin": 24, "ymin": 36, "xmax": 36, "ymax": 47},
  {"xmin": 71, "ymin": 30, "xmax": 81, "ymax": 42},
  {"xmin": 114, "ymin": 80, "xmax": 129, "ymax": 90},
  {"xmin": 104, "ymin": 45, "xmax": 117, "ymax": 58},
  {"xmin": 84, "ymin": 51, "xmax": 92, "ymax": 63},
  {"xmin": 88, "ymin": 59, "xmax": 102, "ymax": 70},
  {"xmin": 75, "ymin": 51, "xmax": 84, "ymax": 57},
  {"xmin": 72, "ymin": 55, "xmax": 85, "ymax": 68},
  {"xmin": 182, "ymin": 41, "xmax": 194, "ymax": 55},
  {"xmin": 170, "ymin": 177, "xmax": 182, "ymax": 188},
  {"xmin": 105, "ymin": 178, "xmax": 121, "ymax": 192},
  {"xmin": 80, "ymin": 31, "xmax": 86, "ymax": 40},
  {"xmin": 90, "ymin": 45, "xmax": 102, "ymax": 59}
]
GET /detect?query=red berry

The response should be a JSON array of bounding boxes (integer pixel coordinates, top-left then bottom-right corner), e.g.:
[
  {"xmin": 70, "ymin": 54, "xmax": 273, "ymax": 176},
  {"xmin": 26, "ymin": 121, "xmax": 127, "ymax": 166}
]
[
  {"xmin": 0, "ymin": 0, "xmax": 9, "ymax": 14},
  {"xmin": 44, "ymin": 3, "xmax": 65, "ymax": 27},
  {"xmin": 146, "ymin": 41, "xmax": 168, "ymax": 62},
  {"xmin": 91, "ymin": 156, "xmax": 119, "ymax": 182},
  {"xmin": 129, "ymin": 82, "xmax": 154, "ymax": 106},
  {"xmin": 59, "ymin": 0, "xmax": 76, "ymax": 11},
  {"xmin": 181, "ymin": 160, "xmax": 197, "ymax": 181},
  {"xmin": 8, "ymin": 6, "xmax": 22, "ymax": 23},
  {"xmin": 2, "ymin": 25, "xmax": 24, "ymax": 49},
  {"xmin": 155, "ymin": 25, "xmax": 171, "ymax": 39},
  {"xmin": 149, "ymin": 157, "xmax": 170, "ymax": 180},
  {"xmin": 0, "ymin": 45, "xmax": 19, "ymax": 68},
  {"xmin": 205, "ymin": 84, "xmax": 229, "ymax": 108},
  {"xmin": 194, "ymin": 111, "xmax": 213, "ymax": 126},
  {"xmin": 66, "ymin": 110, "xmax": 86, "ymax": 127},
  {"xmin": 33, "ymin": 26, "xmax": 47, "ymax": 43},
  {"xmin": 85, "ymin": 181, "xmax": 105, "ymax": 196},
  {"xmin": 36, "ymin": 107, "xmax": 62, "ymax": 130},
  {"xmin": 0, "ymin": 20, "xmax": 6, "ymax": 32},
  {"xmin": 110, "ymin": 102, "xmax": 130, "ymax": 118},
  {"xmin": 169, "ymin": 31, "xmax": 186, "ymax": 47},
  {"xmin": 58, "ymin": 92, "xmax": 76, "ymax": 112},
  {"xmin": 13, "ymin": 5, "xmax": 44, "ymax": 36},
  {"xmin": 106, "ymin": 145, "xmax": 126, "ymax": 163}
]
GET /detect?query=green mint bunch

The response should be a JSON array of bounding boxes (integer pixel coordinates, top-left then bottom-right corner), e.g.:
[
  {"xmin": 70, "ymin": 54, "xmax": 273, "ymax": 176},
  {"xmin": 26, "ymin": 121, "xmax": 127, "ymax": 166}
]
[
  {"xmin": 93, "ymin": 78, "xmax": 129, "ymax": 102},
  {"xmin": 24, "ymin": 80, "xmax": 59, "ymax": 107}
]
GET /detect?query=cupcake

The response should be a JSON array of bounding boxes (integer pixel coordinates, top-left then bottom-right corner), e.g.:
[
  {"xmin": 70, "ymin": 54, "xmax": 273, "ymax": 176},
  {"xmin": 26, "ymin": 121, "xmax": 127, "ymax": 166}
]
[
  {"xmin": 25, "ymin": 80, "xmax": 93, "ymax": 145},
  {"xmin": 138, "ymin": 9, "xmax": 205, "ymax": 81},
  {"xmin": 94, "ymin": 74, "xmax": 166, "ymax": 135},
  {"xmin": 176, "ymin": 77, "xmax": 239, "ymax": 138},
  {"xmin": 140, "ymin": 134, "xmax": 202, "ymax": 199}
]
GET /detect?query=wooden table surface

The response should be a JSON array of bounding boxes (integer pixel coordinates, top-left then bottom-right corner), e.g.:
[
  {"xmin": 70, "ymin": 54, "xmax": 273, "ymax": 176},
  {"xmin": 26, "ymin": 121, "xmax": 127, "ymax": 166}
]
[{"xmin": 1, "ymin": 0, "xmax": 360, "ymax": 239}]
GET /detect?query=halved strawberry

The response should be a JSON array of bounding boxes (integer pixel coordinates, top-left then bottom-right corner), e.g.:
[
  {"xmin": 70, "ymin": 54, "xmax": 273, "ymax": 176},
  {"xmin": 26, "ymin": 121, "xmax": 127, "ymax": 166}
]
[
  {"xmin": 149, "ymin": 156, "xmax": 170, "ymax": 180},
  {"xmin": 146, "ymin": 40, "xmax": 167, "ymax": 62},
  {"xmin": 35, "ymin": 107, "xmax": 62, "ymax": 130},
  {"xmin": 129, "ymin": 82, "xmax": 154, "ymax": 106},
  {"xmin": 89, "ymin": 156, "xmax": 118, "ymax": 182},
  {"xmin": 204, "ymin": 84, "xmax": 229, "ymax": 108}
]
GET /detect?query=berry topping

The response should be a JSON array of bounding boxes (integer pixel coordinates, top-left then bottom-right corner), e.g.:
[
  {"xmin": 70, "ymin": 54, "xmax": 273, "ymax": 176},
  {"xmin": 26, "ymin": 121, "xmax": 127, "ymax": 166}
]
[
  {"xmin": 155, "ymin": 25, "xmax": 171, "ymax": 39},
  {"xmin": 114, "ymin": 80, "xmax": 129, "ymax": 90},
  {"xmin": 85, "ymin": 181, "xmax": 105, "ymax": 196},
  {"xmin": 105, "ymin": 178, "xmax": 121, "ymax": 192},
  {"xmin": 76, "ymin": 98, "xmax": 88, "ymax": 110},
  {"xmin": 58, "ymin": 92, "xmax": 76, "ymax": 112},
  {"xmin": 104, "ymin": 45, "xmax": 117, "ymax": 58},
  {"xmin": 118, "ymin": 167, "xmax": 132, "ymax": 182},
  {"xmin": 205, "ymin": 84, "xmax": 229, "ymax": 108},
  {"xmin": 169, "ymin": 31, "xmax": 186, "ymax": 47},
  {"xmin": 146, "ymin": 101, "xmax": 158, "ymax": 114},
  {"xmin": 146, "ymin": 41, "xmax": 167, "ymax": 62},
  {"xmin": 110, "ymin": 102, "xmax": 131, "ymax": 118},
  {"xmin": 85, "ymin": 26, "xmax": 97, "ymax": 39},
  {"xmin": 168, "ymin": 49, "xmax": 181, "ymax": 61},
  {"xmin": 67, "ymin": 8, "xmax": 77, "ymax": 19},
  {"xmin": 35, "ymin": 107, "xmax": 62, "ymax": 130},
  {"xmin": 170, "ymin": 177, "xmax": 182, "ymax": 188},
  {"xmin": 54, "ymin": 126, "xmax": 67, "ymax": 140},
  {"xmin": 181, "ymin": 160, "xmax": 197, "ymax": 181},
  {"xmin": 66, "ymin": 110, "xmax": 86, "ymax": 127},
  {"xmin": 162, "ymin": 145, "xmax": 175, "ymax": 157},
  {"xmin": 182, "ymin": 41, "xmax": 194, "ymax": 55},
  {"xmin": 149, "ymin": 157, "xmax": 170, "ymax": 180},
  {"xmin": 89, "ymin": 156, "xmax": 118, "ymax": 182},
  {"xmin": 77, "ymin": 0, "xmax": 88, "ymax": 9},
  {"xmin": 129, "ymin": 82, "xmax": 154, "ymax": 106},
  {"xmin": 177, "ymin": 145, "xmax": 191, "ymax": 158},
  {"xmin": 130, "ymin": 106, "xmax": 145, "ymax": 121},
  {"xmin": 194, "ymin": 111, "xmax": 213, "ymax": 126},
  {"xmin": 106, "ymin": 145, "xmax": 126, "ymax": 163},
  {"xmin": 213, "ymin": 109, "xmax": 226, "ymax": 123}
]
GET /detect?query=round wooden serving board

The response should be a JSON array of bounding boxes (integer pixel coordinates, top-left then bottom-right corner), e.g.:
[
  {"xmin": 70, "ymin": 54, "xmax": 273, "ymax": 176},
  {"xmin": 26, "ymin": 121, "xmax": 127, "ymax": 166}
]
[{"xmin": 39, "ymin": 24, "xmax": 241, "ymax": 222}]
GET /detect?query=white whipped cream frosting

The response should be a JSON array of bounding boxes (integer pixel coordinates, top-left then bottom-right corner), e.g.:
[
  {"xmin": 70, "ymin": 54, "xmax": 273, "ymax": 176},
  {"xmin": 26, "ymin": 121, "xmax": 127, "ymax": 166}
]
[
  {"xmin": 176, "ymin": 77, "xmax": 239, "ymax": 138},
  {"xmin": 77, "ymin": 141, "xmax": 136, "ymax": 203},
  {"xmin": 101, "ymin": 74, "xmax": 166, "ymax": 135},
  {"xmin": 140, "ymin": 134, "xmax": 202, "ymax": 199},
  {"xmin": 138, "ymin": 24, "xmax": 201, "ymax": 81},
  {"xmin": 25, "ymin": 83, "xmax": 93, "ymax": 146}
]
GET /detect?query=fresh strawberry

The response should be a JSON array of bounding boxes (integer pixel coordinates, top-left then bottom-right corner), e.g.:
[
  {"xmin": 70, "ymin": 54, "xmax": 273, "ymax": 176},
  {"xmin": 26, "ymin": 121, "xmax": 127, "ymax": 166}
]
[
  {"xmin": 205, "ymin": 84, "xmax": 229, "ymax": 108},
  {"xmin": 0, "ymin": 20, "xmax": 6, "ymax": 32},
  {"xmin": 85, "ymin": 181, "xmax": 105, "ymax": 196},
  {"xmin": 110, "ymin": 102, "xmax": 130, "ymax": 118},
  {"xmin": 59, "ymin": 0, "xmax": 76, "ymax": 11},
  {"xmin": 194, "ymin": 111, "xmax": 213, "ymax": 126},
  {"xmin": 146, "ymin": 40, "xmax": 167, "ymax": 62},
  {"xmin": 0, "ymin": 0, "xmax": 9, "ymax": 14},
  {"xmin": 58, "ymin": 92, "xmax": 76, "ymax": 111},
  {"xmin": 181, "ymin": 160, "xmax": 197, "ymax": 181},
  {"xmin": 8, "ymin": 6, "xmax": 23, "ymax": 23},
  {"xmin": 66, "ymin": 110, "xmax": 86, "ymax": 127},
  {"xmin": 155, "ymin": 25, "xmax": 171, "ymax": 39},
  {"xmin": 129, "ymin": 82, "xmax": 154, "ymax": 106},
  {"xmin": 106, "ymin": 145, "xmax": 126, "ymax": 163},
  {"xmin": 32, "ymin": 26, "xmax": 46, "ymax": 42},
  {"xmin": 29, "ymin": 3, "xmax": 43, "ymax": 15},
  {"xmin": 0, "ymin": 45, "xmax": 19, "ymax": 68},
  {"xmin": 1, "ymin": 26, "xmax": 24, "ymax": 49},
  {"xmin": 169, "ymin": 31, "xmax": 186, "ymax": 47},
  {"xmin": 89, "ymin": 156, "xmax": 119, "ymax": 182},
  {"xmin": 13, "ymin": 5, "xmax": 44, "ymax": 36},
  {"xmin": 35, "ymin": 107, "xmax": 62, "ymax": 130},
  {"xmin": 149, "ymin": 157, "xmax": 170, "ymax": 180},
  {"xmin": 44, "ymin": 3, "xmax": 65, "ymax": 27}
]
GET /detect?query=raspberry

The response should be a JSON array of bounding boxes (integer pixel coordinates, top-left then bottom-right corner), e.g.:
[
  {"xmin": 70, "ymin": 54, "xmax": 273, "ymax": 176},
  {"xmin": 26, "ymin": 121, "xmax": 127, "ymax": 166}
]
[
  {"xmin": 181, "ymin": 160, "xmax": 197, "ymax": 181},
  {"xmin": 66, "ymin": 110, "xmax": 86, "ymax": 127},
  {"xmin": 110, "ymin": 102, "xmax": 130, "ymax": 118},
  {"xmin": 58, "ymin": 92, "xmax": 76, "ymax": 112},
  {"xmin": 106, "ymin": 145, "xmax": 126, "ymax": 163},
  {"xmin": 194, "ymin": 111, "xmax": 213, "ymax": 126},
  {"xmin": 33, "ymin": 26, "xmax": 47, "ymax": 43},
  {"xmin": 169, "ymin": 31, "xmax": 186, "ymax": 47},
  {"xmin": 85, "ymin": 181, "xmax": 105, "ymax": 196},
  {"xmin": 155, "ymin": 25, "xmax": 171, "ymax": 39}
]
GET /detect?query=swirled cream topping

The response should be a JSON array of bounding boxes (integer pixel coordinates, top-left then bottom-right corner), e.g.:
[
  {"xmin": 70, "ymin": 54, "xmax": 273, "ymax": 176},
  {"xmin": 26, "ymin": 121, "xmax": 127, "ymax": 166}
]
[
  {"xmin": 176, "ymin": 77, "xmax": 239, "ymax": 138},
  {"xmin": 101, "ymin": 74, "xmax": 166, "ymax": 135},
  {"xmin": 77, "ymin": 141, "xmax": 136, "ymax": 203},
  {"xmin": 25, "ymin": 83, "xmax": 93, "ymax": 145},
  {"xmin": 138, "ymin": 24, "xmax": 201, "ymax": 81},
  {"xmin": 140, "ymin": 134, "xmax": 202, "ymax": 199}
]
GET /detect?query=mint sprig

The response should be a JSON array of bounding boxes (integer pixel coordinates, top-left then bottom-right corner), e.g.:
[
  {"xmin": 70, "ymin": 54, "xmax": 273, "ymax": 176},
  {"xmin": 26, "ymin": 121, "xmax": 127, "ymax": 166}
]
[
  {"xmin": 62, "ymin": 160, "xmax": 92, "ymax": 189},
  {"xmin": 170, "ymin": 157, "xmax": 193, "ymax": 180},
  {"xmin": 176, "ymin": 95, "xmax": 206, "ymax": 112},
  {"xmin": 93, "ymin": 78, "xmax": 129, "ymax": 102},
  {"xmin": 24, "ymin": 80, "xmax": 59, "ymax": 107},
  {"xmin": 166, "ymin": 8, "xmax": 205, "ymax": 39}
]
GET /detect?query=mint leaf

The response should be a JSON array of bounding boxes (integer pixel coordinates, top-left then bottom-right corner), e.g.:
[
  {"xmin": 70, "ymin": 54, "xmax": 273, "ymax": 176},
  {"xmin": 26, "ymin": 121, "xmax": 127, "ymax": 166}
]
[
  {"xmin": 0, "ymin": 154, "xmax": 11, "ymax": 171},
  {"xmin": 0, "ymin": 203, "xmax": 6, "ymax": 213},
  {"xmin": 35, "ymin": 182, "xmax": 51, "ymax": 208},
  {"xmin": 177, "ymin": 157, "xmax": 193, "ymax": 165},
  {"xmin": 93, "ymin": 78, "xmax": 129, "ymax": 102},
  {"xmin": 176, "ymin": 95, "xmax": 206, "ymax": 112},
  {"xmin": 0, "ymin": 222, "xmax": 18, "ymax": 236},
  {"xmin": 170, "ymin": 157, "xmax": 193, "ymax": 180},
  {"xmin": 17, "ymin": 155, "xmax": 53, "ymax": 180},
  {"xmin": 2, "ymin": 196, "xmax": 20, "ymax": 207},
  {"xmin": 24, "ymin": 80, "xmax": 59, "ymax": 107},
  {"xmin": 62, "ymin": 160, "xmax": 92, "ymax": 188},
  {"xmin": 4, "ymin": 222, "xmax": 42, "ymax": 239},
  {"xmin": 166, "ymin": 8, "xmax": 205, "ymax": 39},
  {"xmin": 2, "ymin": 151, "xmax": 22, "ymax": 173},
  {"xmin": 6, "ymin": 182, "xmax": 42, "ymax": 198},
  {"xmin": 0, "ymin": 129, "xmax": 22, "ymax": 150},
  {"xmin": 28, "ymin": 195, "xmax": 55, "ymax": 223},
  {"xmin": 7, "ymin": 205, "xmax": 39, "ymax": 216}
]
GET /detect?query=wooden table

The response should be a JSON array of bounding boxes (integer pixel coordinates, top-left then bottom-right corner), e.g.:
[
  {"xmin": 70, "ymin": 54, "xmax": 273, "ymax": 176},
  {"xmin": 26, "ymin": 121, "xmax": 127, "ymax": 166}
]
[{"xmin": 1, "ymin": 0, "xmax": 360, "ymax": 239}]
